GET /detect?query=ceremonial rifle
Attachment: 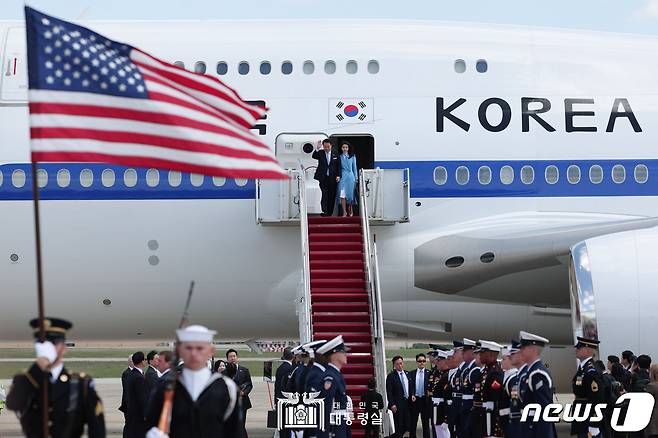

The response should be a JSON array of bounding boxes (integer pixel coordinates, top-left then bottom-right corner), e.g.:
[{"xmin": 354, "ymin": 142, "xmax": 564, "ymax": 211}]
[{"xmin": 157, "ymin": 281, "xmax": 195, "ymax": 433}]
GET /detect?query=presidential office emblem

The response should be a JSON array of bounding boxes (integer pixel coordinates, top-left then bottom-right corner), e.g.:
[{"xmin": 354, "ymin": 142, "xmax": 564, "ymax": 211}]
[
  {"xmin": 329, "ymin": 98, "xmax": 374, "ymax": 124},
  {"xmin": 277, "ymin": 392, "xmax": 326, "ymax": 430}
]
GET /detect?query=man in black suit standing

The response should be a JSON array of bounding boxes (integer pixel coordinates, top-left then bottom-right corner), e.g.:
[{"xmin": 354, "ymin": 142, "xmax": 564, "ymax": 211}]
[
  {"xmin": 227, "ymin": 348, "xmax": 253, "ymax": 437},
  {"xmin": 386, "ymin": 355, "xmax": 410, "ymax": 438},
  {"xmin": 274, "ymin": 348, "xmax": 294, "ymax": 436},
  {"xmin": 119, "ymin": 354, "xmax": 134, "ymax": 438},
  {"xmin": 312, "ymin": 138, "xmax": 341, "ymax": 216},
  {"xmin": 144, "ymin": 350, "xmax": 160, "ymax": 399},
  {"xmin": 126, "ymin": 351, "xmax": 148, "ymax": 438},
  {"xmin": 409, "ymin": 353, "xmax": 431, "ymax": 438}
]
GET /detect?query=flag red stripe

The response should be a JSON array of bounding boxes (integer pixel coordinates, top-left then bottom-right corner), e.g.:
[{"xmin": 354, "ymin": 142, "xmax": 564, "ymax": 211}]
[
  {"xmin": 32, "ymin": 151, "xmax": 289, "ymax": 179},
  {"xmin": 31, "ymin": 127, "xmax": 279, "ymax": 163},
  {"xmin": 29, "ymin": 102, "xmax": 268, "ymax": 150},
  {"xmin": 134, "ymin": 60, "xmax": 261, "ymax": 128}
]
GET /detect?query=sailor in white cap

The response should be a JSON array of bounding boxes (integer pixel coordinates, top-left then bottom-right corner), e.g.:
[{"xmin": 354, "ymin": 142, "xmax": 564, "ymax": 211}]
[
  {"xmin": 458, "ymin": 338, "xmax": 478, "ymax": 437},
  {"xmin": 518, "ymin": 331, "xmax": 556, "ymax": 438},
  {"xmin": 285, "ymin": 344, "xmax": 308, "ymax": 394},
  {"xmin": 316, "ymin": 336, "xmax": 351, "ymax": 438},
  {"xmin": 145, "ymin": 325, "xmax": 240, "ymax": 438},
  {"xmin": 500, "ymin": 340, "xmax": 523, "ymax": 438},
  {"xmin": 446, "ymin": 344, "xmax": 462, "ymax": 437},
  {"xmin": 478, "ymin": 341, "xmax": 505, "ymax": 438},
  {"xmin": 430, "ymin": 349, "xmax": 451, "ymax": 432}
]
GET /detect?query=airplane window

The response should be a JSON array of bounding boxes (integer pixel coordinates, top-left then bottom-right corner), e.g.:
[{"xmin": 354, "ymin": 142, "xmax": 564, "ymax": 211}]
[
  {"xmin": 80, "ymin": 169, "xmax": 93, "ymax": 188},
  {"xmin": 346, "ymin": 60, "xmax": 358, "ymax": 74},
  {"xmin": 500, "ymin": 165, "xmax": 514, "ymax": 185},
  {"xmin": 37, "ymin": 169, "xmax": 48, "ymax": 188},
  {"xmin": 324, "ymin": 60, "xmax": 336, "ymax": 74},
  {"xmin": 216, "ymin": 61, "xmax": 228, "ymax": 75},
  {"xmin": 545, "ymin": 165, "xmax": 559, "ymax": 185},
  {"xmin": 634, "ymin": 164, "xmax": 648, "ymax": 184},
  {"xmin": 260, "ymin": 61, "xmax": 271, "ymax": 75},
  {"xmin": 567, "ymin": 165, "xmax": 581, "ymax": 184},
  {"xmin": 190, "ymin": 173, "xmax": 204, "ymax": 187},
  {"xmin": 456, "ymin": 166, "xmax": 470, "ymax": 185},
  {"xmin": 589, "ymin": 165, "xmax": 603, "ymax": 184},
  {"xmin": 173, "ymin": 61, "xmax": 185, "ymax": 69},
  {"xmin": 194, "ymin": 61, "xmax": 206, "ymax": 74},
  {"xmin": 238, "ymin": 61, "xmax": 250, "ymax": 75},
  {"xmin": 454, "ymin": 59, "xmax": 466, "ymax": 73},
  {"xmin": 520, "ymin": 165, "xmax": 534, "ymax": 184},
  {"xmin": 123, "ymin": 168, "xmax": 138, "ymax": 187},
  {"xmin": 612, "ymin": 164, "xmax": 626, "ymax": 183},
  {"xmin": 146, "ymin": 168, "xmax": 160, "ymax": 187},
  {"xmin": 281, "ymin": 61, "xmax": 293, "ymax": 75},
  {"xmin": 433, "ymin": 166, "xmax": 448, "ymax": 185},
  {"xmin": 477, "ymin": 166, "xmax": 492, "ymax": 185},
  {"xmin": 168, "ymin": 171, "xmax": 182, "ymax": 187},
  {"xmin": 367, "ymin": 60, "xmax": 380, "ymax": 74},
  {"xmin": 476, "ymin": 59, "xmax": 488, "ymax": 73},
  {"xmin": 235, "ymin": 178, "xmax": 248, "ymax": 187},
  {"xmin": 101, "ymin": 169, "xmax": 115, "ymax": 187},
  {"xmin": 212, "ymin": 176, "xmax": 226, "ymax": 186},
  {"xmin": 56, "ymin": 169, "xmax": 70, "ymax": 188},
  {"xmin": 11, "ymin": 169, "xmax": 26, "ymax": 188},
  {"xmin": 303, "ymin": 61, "xmax": 315, "ymax": 74}
]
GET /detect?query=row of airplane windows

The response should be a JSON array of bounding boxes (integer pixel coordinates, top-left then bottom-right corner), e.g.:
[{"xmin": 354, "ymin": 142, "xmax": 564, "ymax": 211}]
[
  {"xmin": 433, "ymin": 164, "xmax": 650, "ymax": 186},
  {"xmin": 175, "ymin": 59, "xmax": 381, "ymax": 76},
  {"xmin": 0, "ymin": 168, "xmax": 249, "ymax": 189}
]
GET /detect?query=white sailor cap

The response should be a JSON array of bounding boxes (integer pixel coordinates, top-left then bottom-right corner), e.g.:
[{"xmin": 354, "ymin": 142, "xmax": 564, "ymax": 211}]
[
  {"xmin": 446, "ymin": 349, "xmax": 455, "ymax": 357},
  {"xmin": 462, "ymin": 338, "xmax": 477, "ymax": 350},
  {"xmin": 302, "ymin": 340, "xmax": 327, "ymax": 358},
  {"xmin": 519, "ymin": 331, "xmax": 549, "ymax": 347},
  {"xmin": 478, "ymin": 340, "xmax": 502, "ymax": 353},
  {"xmin": 316, "ymin": 335, "xmax": 351, "ymax": 355},
  {"xmin": 435, "ymin": 349, "xmax": 450, "ymax": 359},
  {"xmin": 290, "ymin": 344, "xmax": 305, "ymax": 355},
  {"xmin": 176, "ymin": 325, "xmax": 217, "ymax": 343}
]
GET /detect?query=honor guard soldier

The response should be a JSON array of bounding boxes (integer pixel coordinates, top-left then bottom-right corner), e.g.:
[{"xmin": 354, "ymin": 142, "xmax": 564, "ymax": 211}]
[
  {"xmin": 469, "ymin": 342, "xmax": 485, "ymax": 438},
  {"xmin": 571, "ymin": 337, "xmax": 605, "ymax": 438},
  {"xmin": 479, "ymin": 341, "xmax": 505, "ymax": 438},
  {"xmin": 518, "ymin": 331, "xmax": 556, "ymax": 438},
  {"xmin": 285, "ymin": 344, "xmax": 307, "ymax": 394},
  {"xmin": 316, "ymin": 336, "xmax": 352, "ymax": 438},
  {"xmin": 448, "ymin": 342, "xmax": 464, "ymax": 437},
  {"xmin": 431, "ymin": 350, "xmax": 451, "ymax": 432},
  {"xmin": 458, "ymin": 338, "xmax": 478, "ymax": 437},
  {"xmin": 145, "ymin": 325, "xmax": 240, "ymax": 438},
  {"xmin": 500, "ymin": 341, "xmax": 523, "ymax": 438},
  {"xmin": 303, "ymin": 340, "xmax": 328, "ymax": 438},
  {"xmin": 6, "ymin": 317, "xmax": 106, "ymax": 438}
]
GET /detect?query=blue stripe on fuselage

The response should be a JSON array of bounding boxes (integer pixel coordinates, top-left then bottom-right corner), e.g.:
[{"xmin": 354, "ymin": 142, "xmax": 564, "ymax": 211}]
[{"xmin": 0, "ymin": 159, "xmax": 656, "ymax": 200}]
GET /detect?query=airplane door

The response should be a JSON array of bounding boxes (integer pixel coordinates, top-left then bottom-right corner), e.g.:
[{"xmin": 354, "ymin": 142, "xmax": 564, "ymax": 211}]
[{"xmin": 275, "ymin": 133, "xmax": 327, "ymax": 214}]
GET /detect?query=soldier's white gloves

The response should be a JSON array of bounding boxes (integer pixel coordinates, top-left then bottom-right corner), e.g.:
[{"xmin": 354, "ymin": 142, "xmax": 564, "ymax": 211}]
[
  {"xmin": 588, "ymin": 427, "xmax": 600, "ymax": 437},
  {"xmin": 146, "ymin": 427, "xmax": 169, "ymax": 438},
  {"xmin": 34, "ymin": 341, "xmax": 57, "ymax": 364}
]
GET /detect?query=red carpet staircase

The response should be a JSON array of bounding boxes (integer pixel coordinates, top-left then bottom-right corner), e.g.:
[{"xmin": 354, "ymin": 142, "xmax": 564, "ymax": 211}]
[{"xmin": 308, "ymin": 215, "xmax": 374, "ymax": 437}]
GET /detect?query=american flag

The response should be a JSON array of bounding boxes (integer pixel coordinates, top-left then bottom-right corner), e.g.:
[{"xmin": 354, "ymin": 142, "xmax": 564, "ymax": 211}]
[{"xmin": 24, "ymin": 7, "xmax": 287, "ymax": 179}]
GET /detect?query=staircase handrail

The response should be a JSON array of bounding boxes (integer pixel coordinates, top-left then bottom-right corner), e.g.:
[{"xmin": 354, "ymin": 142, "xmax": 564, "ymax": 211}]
[
  {"xmin": 297, "ymin": 166, "xmax": 313, "ymax": 344},
  {"xmin": 358, "ymin": 168, "xmax": 389, "ymax": 433}
]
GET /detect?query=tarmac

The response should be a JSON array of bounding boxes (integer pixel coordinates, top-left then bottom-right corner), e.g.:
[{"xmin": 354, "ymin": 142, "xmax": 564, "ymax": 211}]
[{"xmin": 0, "ymin": 378, "xmax": 573, "ymax": 437}]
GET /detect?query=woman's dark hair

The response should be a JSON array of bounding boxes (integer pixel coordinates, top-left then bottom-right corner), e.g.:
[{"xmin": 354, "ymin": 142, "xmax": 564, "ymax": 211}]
[
  {"xmin": 611, "ymin": 362, "xmax": 626, "ymax": 382},
  {"xmin": 367, "ymin": 377, "xmax": 377, "ymax": 390},
  {"xmin": 339, "ymin": 140, "xmax": 354, "ymax": 157},
  {"xmin": 213, "ymin": 359, "xmax": 227, "ymax": 373},
  {"xmin": 224, "ymin": 362, "xmax": 237, "ymax": 378},
  {"xmin": 594, "ymin": 360, "xmax": 606, "ymax": 373}
]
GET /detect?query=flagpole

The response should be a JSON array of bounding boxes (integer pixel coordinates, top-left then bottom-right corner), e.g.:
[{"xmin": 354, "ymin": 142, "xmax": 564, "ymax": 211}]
[{"xmin": 30, "ymin": 160, "xmax": 49, "ymax": 438}]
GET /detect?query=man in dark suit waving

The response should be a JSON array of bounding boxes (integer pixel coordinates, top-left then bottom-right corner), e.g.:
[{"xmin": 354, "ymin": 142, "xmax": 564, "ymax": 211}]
[
  {"xmin": 386, "ymin": 355, "xmax": 410, "ymax": 438},
  {"xmin": 312, "ymin": 138, "xmax": 341, "ymax": 216},
  {"xmin": 409, "ymin": 353, "xmax": 431, "ymax": 438},
  {"xmin": 227, "ymin": 349, "xmax": 253, "ymax": 437}
]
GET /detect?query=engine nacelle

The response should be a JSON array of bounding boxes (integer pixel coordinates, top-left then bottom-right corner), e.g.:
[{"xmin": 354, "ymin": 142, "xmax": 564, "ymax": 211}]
[{"xmin": 569, "ymin": 228, "xmax": 658, "ymax": 359}]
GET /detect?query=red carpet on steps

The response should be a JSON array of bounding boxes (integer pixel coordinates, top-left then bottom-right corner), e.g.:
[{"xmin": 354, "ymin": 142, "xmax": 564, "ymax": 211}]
[{"xmin": 308, "ymin": 215, "xmax": 374, "ymax": 437}]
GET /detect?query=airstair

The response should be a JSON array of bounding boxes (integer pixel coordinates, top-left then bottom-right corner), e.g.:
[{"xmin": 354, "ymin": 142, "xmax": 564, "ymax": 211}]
[{"xmin": 257, "ymin": 167, "xmax": 409, "ymax": 436}]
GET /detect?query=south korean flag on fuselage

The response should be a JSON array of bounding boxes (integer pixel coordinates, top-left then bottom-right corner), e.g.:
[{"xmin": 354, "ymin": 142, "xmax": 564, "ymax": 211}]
[{"xmin": 329, "ymin": 98, "xmax": 373, "ymax": 124}]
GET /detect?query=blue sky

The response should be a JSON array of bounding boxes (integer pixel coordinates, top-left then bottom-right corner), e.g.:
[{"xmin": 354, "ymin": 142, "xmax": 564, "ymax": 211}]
[{"xmin": 3, "ymin": 0, "xmax": 658, "ymax": 36}]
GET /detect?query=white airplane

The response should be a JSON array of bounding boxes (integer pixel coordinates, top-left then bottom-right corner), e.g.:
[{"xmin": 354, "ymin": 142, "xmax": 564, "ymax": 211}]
[{"xmin": 1, "ymin": 19, "xmax": 657, "ymax": 373}]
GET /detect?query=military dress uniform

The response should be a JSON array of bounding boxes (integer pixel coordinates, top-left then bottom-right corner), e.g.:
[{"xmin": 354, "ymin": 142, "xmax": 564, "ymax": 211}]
[
  {"xmin": 302, "ymin": 340, "xmax": 329, "ymax": 438},
  {"xmin": 316, "ymin": 336, "xmax": 352, "ymax": 438},
  {"xmin": 507, "ymin": 363, "xmax": 526, "ymax": 438},
  {"xmin": 5, "ymin": 317, "xmax": 106, "ymax": 438},
  {"xmin": 480, "ymin": 352, "xmax": 504, "ymax": 437},
  {"xmin": 518, "ymin": 332, "xmax": 556, "ymax": 438},
  {"xmin": 468, "ymin": 363, "xmax": 484, "ymax": 438},
  {"xmin": 447, "ymin": 357, "xmax": 463, "ymax": 437},
  {"xmin": 571, "ymin": 337, "xmax": 605, "ymax": 438}
]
